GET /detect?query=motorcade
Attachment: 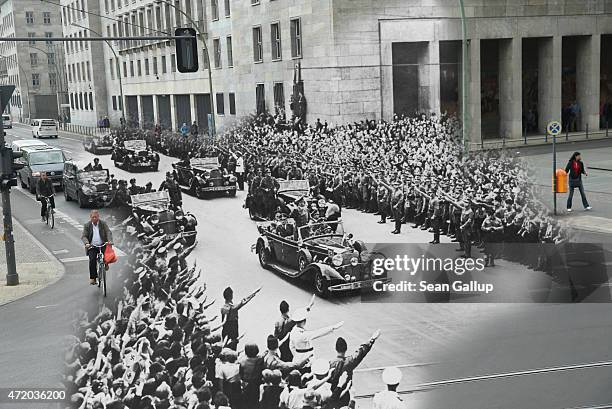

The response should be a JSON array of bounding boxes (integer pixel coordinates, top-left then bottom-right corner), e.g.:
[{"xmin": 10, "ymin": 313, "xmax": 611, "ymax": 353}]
[
  {"xmin": 63, "ymin": 161, "xmax": 114, "ymax": 208},
  {"xmin": 83, "ymin": 133, "xmax": 114, "ymax": 154},
  {"xmin": 111, "ymin": 139, "xmax": 160, "ymax": 172},
  {"xmin": 254, "ymin": 219, "xmax": 389, "ymax": 297},
  {"xmin": 16, "ymin": 145, "xmax": 66, "ymax": 192},
  {"xmin": 172, "ymin": 157, "xmax": 237, "ymax": 198}
]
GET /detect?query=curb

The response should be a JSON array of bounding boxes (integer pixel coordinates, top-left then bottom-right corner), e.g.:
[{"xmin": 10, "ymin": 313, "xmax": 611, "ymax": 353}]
[{"xmin": 0, "ymin": 215, "xmax": 67, "ymax": 307}]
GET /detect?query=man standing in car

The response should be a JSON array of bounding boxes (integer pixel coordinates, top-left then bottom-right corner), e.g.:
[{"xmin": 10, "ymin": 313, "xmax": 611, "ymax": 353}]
[{"xmin": 36, "ymin": 172, "xmax": 55, "ymax": 222}]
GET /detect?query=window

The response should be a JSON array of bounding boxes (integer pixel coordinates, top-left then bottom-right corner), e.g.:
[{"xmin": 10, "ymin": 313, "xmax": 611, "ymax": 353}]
[
  {"xmin": 30, "ymin": 53, "xmax": 38, "ymax": 66},
  {"xmin": 202, "ymin": 48, "xmax": 209, "ymax": 70},
  {"xmin": 155, "ymin": 7, "xmax": 162, "ymax": 32},
  {"xmin": 273, "ymin": 82, "xmax": 285, "ymax": 113},
  {"xmin": 216, "ymin": 93, "xmax": 224, "ymax": 115},
  {"xmin": 256, "ymin": 83, "xmax": 265, "ymax": 114},
  {"xmin": 164, "ymin": 4, "xmax": 171, "ymax": 32},
  {"xmin": 290, "ymin": 18, "xmax": 302, "ymax": 58},
  {"xmin": 110, "ymin": 59, "xmax": 115, "ymax": 79},
  {"xmin": 271, "ymin": 23, "xmax": 281, "ymax": 60},
  {"xmin": 137, "ymin": 60, "xmax": 142, "ymax": 76},
  {"xmin": 43, "ymin": 12, "xmax": 51, "ymax": 24},
  {"xmin": 144, "ymin": 58, "xmax": 150, "ymax": 75},
  {"xmin": 174, "ymin": 0, "xmax": 181, "ymax": 26},
  {"xmin": 213, "ymin": 38, "xmax": 221, "ymax": 69},
  {"xmin": 153, "ymin": 56, "xmax": 158, "ymax": 75},
  {"xmin": 49, "ymin": 72, "xmax": 57, "ymax": 89},
  {"xmin": 32, "ymin": 73, "xmax": 40, "ymax": 87},
  {"xmin": 70, "ymin": 93, "xmax": 74, "ymax": 109},
  {"xmin": 86, "ymin": 61, "xmax": 91, "ymax": 81},
  {"xmin": 252, "ymin": 26, "xmax": 263, "ymax": 63},
  {"xmin": 211, "ymin": 0, "xmax": 219, "ymax": 21},
  {"xmin": 89, "ymin": 93, "xmax": 93, "ymax": 110},
  {"xmin": 47, "ymin": 53, "xmax": 55, "ymax": 65},
  {"xmin": 123, "ymin": 61, "xmax": 128, "ymax": 77},
  {"xmin": 28, "ymin": 32, "xmax": 36, "ymax": 46},
  {"xmin": 224, "ymin": 0, "xmax": 230, "ymax": 17},
  {"xmin": 129, "ymin": 61, "xmax": 134, "ymax": 77},
  {"xmin": 170, "ymin": 54, "xmax": 176, "ymax": 72},
  {"xmin": 84, "ymin": 92, "xmax": 89, "ymax": 110},
  {"xmin": 226, "ymin": 36, "xmax": 233, "ymax": 67},
  {"xmin": 161, "ymin": 55, "xmax": 167, "ymax": 73},
  {"xmin": 112, "ymin": 95, "xmax": 117, "ymax": 110},
  {"xmin": 229, "ymin": 92, "xmax": 236, "ymax": 115},
  {"xmin": 45, "ymin": 32, "xmax": 53, "ymax": 46},
  {"xmin": 111, "ymin": 0, "xmax": 115, "ymax": 10},
  {"xmin": 25, "ymin": 11, "xmax": 34, "ymax": 24}
]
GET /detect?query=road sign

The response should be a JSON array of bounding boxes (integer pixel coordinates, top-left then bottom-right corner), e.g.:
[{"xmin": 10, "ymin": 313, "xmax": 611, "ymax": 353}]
[{"xmin": 547, "ymin": 121, "xmax": 562, "ymax": 136}]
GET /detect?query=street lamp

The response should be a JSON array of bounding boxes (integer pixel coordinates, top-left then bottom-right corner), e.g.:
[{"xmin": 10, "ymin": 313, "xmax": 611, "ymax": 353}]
[
  {"xmin": 71, "ymin": 22, "xmax": 126, "ymax": 123},
  {"xmin": 459, "ymin": 0, "xmax": 469, "ymax": 155},
  {"xmin": 154, "ymin": 0, "xmax": 216, "ymax": 137}
]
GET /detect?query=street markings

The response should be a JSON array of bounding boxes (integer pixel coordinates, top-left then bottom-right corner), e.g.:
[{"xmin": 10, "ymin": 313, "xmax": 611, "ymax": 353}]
[
  {"xmin": 59, "ymin": 256, "xmax": 89, "ymax": 263},
  {"xmin": 52, "ymin": 249, "xmax": 70, "ymax": 255},
  {"xmin": 35, "ymin": 304, "xmax": 59, "ymax": 309}
]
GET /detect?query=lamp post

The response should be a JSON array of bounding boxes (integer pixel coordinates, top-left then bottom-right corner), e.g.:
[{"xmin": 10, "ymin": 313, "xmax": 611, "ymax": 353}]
[
  {"xmin": 154, "ymin": 0, "xmax": 216, "ymax": 137},
  {"xmin": 459, "ymin": 0, "xmax": 469, "ymax": 155},
  {"xmin": 71, "ymin": 22, "xmax": 125, "ymax": 123}
]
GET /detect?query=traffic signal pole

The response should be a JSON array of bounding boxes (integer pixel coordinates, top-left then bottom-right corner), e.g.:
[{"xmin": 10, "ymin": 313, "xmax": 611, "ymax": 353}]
[{"xmin": 0, "ymin": 86, "xmax": 18, "ymax": 285}]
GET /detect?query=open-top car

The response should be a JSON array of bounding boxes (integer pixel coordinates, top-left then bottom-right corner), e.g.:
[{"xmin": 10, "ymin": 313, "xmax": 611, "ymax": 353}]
[
  {"xmin": 83, "ymin": 133, "xmax": 114, "ymax": 155},
  {"xmin": 246, "ymin": 179, "xmax": 315, "ymax": 220},
  {"xmin": 253, "ymin": 219, "xmax": 389, "ymax": 296},
  {"xmin": 111, "ymin": 139, "xmax": 160, "ymax": 172},
  {"xmin": 63, "ymin": 162, "xmax": 114, "ymax": 208},
  {"xmin": 130, "ymin": 191, "xmax": 197, "ymax": 246},
  {"xmin": 172, "ymin": 157, "xmax": 237, "ymax": 198}
]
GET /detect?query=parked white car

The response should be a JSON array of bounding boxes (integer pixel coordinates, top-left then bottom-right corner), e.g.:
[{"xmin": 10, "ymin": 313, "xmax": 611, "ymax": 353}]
[
  {"xmin": 11, "ymin": 139, "xmax": 49, "ymax": 153},
  {"xmin": 2, "ymin": 114, "xmax": 12, "ymax": 129},
  {"xmin": 31, "ymin": 119, "xmax": 58, "ymax": 139}
]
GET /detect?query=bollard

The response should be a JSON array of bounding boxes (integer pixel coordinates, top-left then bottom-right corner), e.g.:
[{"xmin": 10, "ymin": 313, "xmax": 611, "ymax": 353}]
[
  {"xmin": 586, "ymin": 123, "xmax": 589, "ymax": 139},
  {"xmin": 545, "ymin": 132, "xmax": 548, "ymax": 143},
  {"xmin": 565, "ymin": 127, "xmax": 569, "ymax": 141}
]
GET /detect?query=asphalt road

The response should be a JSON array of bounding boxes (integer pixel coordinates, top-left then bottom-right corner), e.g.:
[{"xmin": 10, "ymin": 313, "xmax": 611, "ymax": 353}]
[{"xmin": 0, "ymin": 124, "xmax": 611, "ymax": 408}]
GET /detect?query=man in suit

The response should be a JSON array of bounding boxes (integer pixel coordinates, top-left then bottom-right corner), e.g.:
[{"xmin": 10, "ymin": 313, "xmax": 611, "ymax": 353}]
[{"xmin": 81, "ymin": 209, "xmax": 113, "ymax": 285}]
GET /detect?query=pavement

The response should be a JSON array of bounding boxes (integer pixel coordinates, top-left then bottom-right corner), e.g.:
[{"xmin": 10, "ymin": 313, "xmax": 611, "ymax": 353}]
[{"xmin": 0, "ymin": 124, "xmax": 611, "ymax": 408}]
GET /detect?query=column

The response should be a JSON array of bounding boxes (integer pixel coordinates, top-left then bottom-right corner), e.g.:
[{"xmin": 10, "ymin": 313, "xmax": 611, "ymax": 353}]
[
  {"xmin": 499, "ymin": 38, "xmax": 522, "ymax": 139},
  {"xmin": 137, "ymin": 95, "xmax": 144, "ymax": 128},
  {"xmin": 152, "ymin": 94, "xmax": 159, "ymax": 126},
  {"xmin": 428, "ymin": 40, "xmax": 441, "ymax": 115},
  {"xmin": 576, "ymin": 34, "xmax": 601, "ymax": 132},
  {"xmin": 190, "ymin": 94, "xmax": 197, "ymax": 126},
  {"xmin": 538, "ymin": 36, "xmax": 562, "ymax": 133},
  {"xmin": 467, "ymin": 38, "xmax": 482, "ymax": 147},
  {"xmin": 170, "ymin": 94, "xmax": 177, "ymax": 131}
]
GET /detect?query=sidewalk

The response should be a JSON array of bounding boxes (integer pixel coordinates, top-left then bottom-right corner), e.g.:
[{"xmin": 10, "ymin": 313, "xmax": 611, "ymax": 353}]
[{"xmin": 0, "ymin": 214, "xmax": 64, "ymax": 306}]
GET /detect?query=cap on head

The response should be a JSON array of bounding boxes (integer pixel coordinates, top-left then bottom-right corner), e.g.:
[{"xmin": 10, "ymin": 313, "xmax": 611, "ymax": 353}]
[
  {"xmin": 312, "ymin": 359, "xmax": 329, "ymax": 376},
  {"xmin": 291, "ymin": 308, "xmax": 308, "ymax": 322},
  {"xmin": 382, "ymin": 366, "xmax": 402, "ymax": 385}
]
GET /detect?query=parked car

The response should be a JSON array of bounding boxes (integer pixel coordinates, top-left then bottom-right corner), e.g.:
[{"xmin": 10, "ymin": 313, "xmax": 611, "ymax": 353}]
[
  {"xmin": 63, "ymin": 161, "xmax": 114, "ymax": 208},
  {"xmin": 83, "ymin": 133, "xmax": 113, "ymax": 155},
  {"xmin": 31, "ymin": 119, "xmax": 58, "ymax": 138},
  {"xmin": 111, "ymin": 139, "xmax": 159, "ymax": 172},
  {"xmin": 172, "ymin": 157, "xmax": 237, "ymax": 198},
  {"xmin": 11, "ymin": 139, "xmax": 48, "ymax": 153},
  {"xmin": 254, "ymin": 219, "xmax": 389, "ymax": 296},
  {"xmin": 2, "ymin": 114, "xmax": 12, "ymax": 129},
  {"xmin": 16, "ymin": 145, "xmax": 65, "ymax": 193}
]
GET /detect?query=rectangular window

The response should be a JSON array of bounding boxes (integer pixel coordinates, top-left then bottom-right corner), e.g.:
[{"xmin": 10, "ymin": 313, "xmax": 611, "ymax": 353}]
[
  {"xmin": 25, "ymin": 11, "xmax": 34, "ymax": 24},
  {"xmin": 112, "ymin": 95, "xmax": 117, "ymax": 110},
  {"xmin": 49, "ymin": 72, "xmax": 57, "ymax": 88},
  {"xmin": 28, "ymin": 32, "xmax": 36, "ymax": 46},
  {"xmin": 211, "ymin": 0, "xmax": 219, "ymax": 21},
  {"xmin": 290, "ymin": 18, "xmax": 302, "ymax": 58},
  {"xmin": 129, "ymin": 60, "xmax": 134, "ymax": 77},
  {"xmin": 137, "ymin": 60, "xmax": 142, "ymax": 76},
  {"xmin": 86, "ymin": 61, "xmax": 91, "ymax": 81},
  {"xmin": 224, "ymin": 0, "xmax": 230, "ymax": 17},
  {"xmin": 170, "ymin": 54, "xmax": 176, "ymax": 72},
  {"xmin": 202, "ymin": 48, "xmax": 209, "ymax": 70},
  {"xmin": 32, "ymin": 73, "xmax": 40, "ymax": 87},
  {"xmin": 271, "ymin": 22, "xmax": 281, "ymax": 60},
  {"xmin": 43, "ymin": 12, "xmax": 51, "ymax": 24},
  {"xmin": 111, "ymin": 0, "xmax": 115, "ymax": 10},
  {"xmin": 229, "ymin": 92, "xmax": 236, "ymax": 115},
  {"xmin": 161, "ymin": 55, "xmax": 167, "ymax": 73},
  {"xmin": 252, "ymin": 26, "xmax": 263, "ymax": 63},
  {"xmin": 145, "ymin": 58, "xmax": 150, "ymax": 75},
  {"xmin": 47, "ymin": 53, "xmax": 55, "ymax": 65},
  {"xmin": 110, "ymin": 59, "xmax": 115, "ymax": 79},
  {"xmin": 30, "ymin": 53, "xmax": 38, "ymax": 66},
  {"xmin": 174, "ymin": 0, "xmax": 181, "ymax": 26},
  {"xmin": 153, "ymin": 56, "xmax": 158, "ymax": 75},
  {"xmin": 226, "ymin": 36, "xmax": 233, "ymax": 67},
  {"xmin": 256, "ymin": 83, "xmax": 265, "ymax": 114},
  {"xmin": 45, "ymin": 32, "xmax": 53, "ymax": 46},
  {"xmin": 164, "ymin": 4, "xmax": 171, "ymax": 32},
  {"xmin": 155, "ymin": 6, "xmax": 162, "ymax": 32},
  {"xmin": 216, "ymin": 93, "xmax": 224, "ymax": 115},
  {"xmin": 273, "ymin": 82, "xmax": 285, "ymax": 113},
  {"xmin": 146, "ymin": 9, "xmax": 153, "ymax": 42},
  {"xmin": 213, "ymin": 38, "xmax": 221, "ymax": 69},
  {"xmin": 123, "ymin": 61, "xmax": 128, "ymax": 77}
]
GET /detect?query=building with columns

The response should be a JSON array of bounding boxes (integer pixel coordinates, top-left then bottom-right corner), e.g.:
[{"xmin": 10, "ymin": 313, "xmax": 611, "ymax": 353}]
[{"xmin": 58, "ymin": 0, "xmax": 611, "ymax": 145}]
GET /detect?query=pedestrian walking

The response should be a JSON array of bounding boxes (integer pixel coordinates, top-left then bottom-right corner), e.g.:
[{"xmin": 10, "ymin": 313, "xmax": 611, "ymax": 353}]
[{"xmin": 565, "ymin": 151, "xmax": 591, "ymax": 212}]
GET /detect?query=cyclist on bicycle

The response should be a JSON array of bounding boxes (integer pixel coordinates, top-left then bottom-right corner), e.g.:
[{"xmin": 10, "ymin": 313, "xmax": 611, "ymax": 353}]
[
  {"xmin": 36, "ymin": 172, "xmax": 55, "ymax": 223},
  {"xmin": 81, "ymin": 209, "xmax": 113, "ymax": 285}
]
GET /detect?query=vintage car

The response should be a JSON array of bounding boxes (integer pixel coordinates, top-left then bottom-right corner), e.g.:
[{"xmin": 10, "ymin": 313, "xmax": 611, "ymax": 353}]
[
  {"xmin": 83, "ymin": 133, "xmax": 114, "ymax": 154},
  {"xmin": 111, "ymin": 139, "xmax": 160, "ymax": 172},
  {"xmin": 246, "ymin": 179, "xmax": 317, "ymax": 220},
  {"xmin": 130, "ymin": 191, "xmax": 197, "ymax": 246},
  {"xmin": 63, "ymin": 161, "xmax": 114, "ymax": 208},
  {"xmin": 254, "ymin": 219, "xmax": 389, "ymax": 297},
  {"xmin": 172, "ymin": 157, "xmax": 237, "ymax": 198}
]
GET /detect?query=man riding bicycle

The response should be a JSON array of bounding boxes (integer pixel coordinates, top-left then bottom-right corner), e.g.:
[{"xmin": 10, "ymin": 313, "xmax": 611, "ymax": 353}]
[
  {"xmin": 81, "ymin": 209, "xmax": 113, "ymax": 285},
  {"xmin": 36, "ymin": 172, "xmax": 55, "ymax": 222}
]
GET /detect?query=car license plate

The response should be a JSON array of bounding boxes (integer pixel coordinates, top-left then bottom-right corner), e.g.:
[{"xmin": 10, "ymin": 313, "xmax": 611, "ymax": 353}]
[
  {"xmin": 140, "ymin": 161, "xmax": 151, "ymax": 166},
  {"xmin": 205, "ymin": 186, "xmax": 233, "ymax": 191}
]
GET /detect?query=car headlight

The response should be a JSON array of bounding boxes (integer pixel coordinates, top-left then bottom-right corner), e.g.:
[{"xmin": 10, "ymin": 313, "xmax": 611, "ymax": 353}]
[
  {"xmin": 350, "ymin": 257, "xmax": 358, "ymax": 266},
  {"xmin": 332, "ymin": 254, "xmax": 343, "ymax": 267},
  {"xmin": 224, "ymin": 181, "xmax": 229, "ymax": 186},
  {"xmin": 204, "ymin": 174, "xmax": 210, "ymax": 180},
  {"xmin": 344, "ymin": 274, "xmax": 351, "ymax": 281},
  {"xmin": 209, "ymin": 182, "xmax": 214, "ymax": 187},
  {"xmin": 32, "ymin": 172, "xmax": 41, "ymax": 177}
]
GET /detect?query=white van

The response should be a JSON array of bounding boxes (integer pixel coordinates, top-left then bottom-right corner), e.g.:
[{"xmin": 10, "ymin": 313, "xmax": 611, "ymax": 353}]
[
  {"xmin": 31, "ymin": 119, "xmax": 58, "ymax": 139},
  {"xmin": 11, "ymin": 139, "xmax": 48, "ymax": 153},
  {"xmin": 2, "ymin": 114, "xmax": 12, "ymax": 129}
]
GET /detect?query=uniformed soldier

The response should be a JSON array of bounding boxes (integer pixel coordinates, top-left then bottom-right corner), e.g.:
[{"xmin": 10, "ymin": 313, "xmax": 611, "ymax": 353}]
[
  {"xmin": 128, "ymin": 178, "xmax": 142, "ymax": 196},
  {"xmin": 390, "ymin": 181, "xmax": 404, "ymax": 235},
  {"xmin": 377, "ymin": 183, "xmax": 389, "ymax": 224},
  {"xmin": 289, "ymin": 196, "xmax": 310, "ymax": 238},
  {"xmin": 481, "ymin": 209, "xmax": 504, "ymax": 267},
  {"xmin": 159, "ymin": 172, "xmax": 183, "ymax": 208},
  {"xmin": 260, "ymin": 168, "xmax": 280, "ymax": 219},
  {"xmin": 287, "ymin": 164, "xmax": 303, "ymax": 180},
  {"xmin": 459, "ymin": 199, "xmax": 474, "ymax": 258},
  {"xmin": 372, "ymin": 367, "xmax": 404, "ymax": 409},
  {"xmin": 288, "ymin": 307, "xmax": 343, "ymax": 364},
  {"xmin": 429, "ymin": 190, "xmax": 443, "ymax": 244}
]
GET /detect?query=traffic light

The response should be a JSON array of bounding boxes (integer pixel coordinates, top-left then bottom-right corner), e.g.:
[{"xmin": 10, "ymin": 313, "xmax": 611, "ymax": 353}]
[
  {"xmin": 175, "ymin": 28, "xmax": 199, "ymax": 73},
  {"xmin": 0, "ymin": 147, "xmax": 23, "ymax": 188}
]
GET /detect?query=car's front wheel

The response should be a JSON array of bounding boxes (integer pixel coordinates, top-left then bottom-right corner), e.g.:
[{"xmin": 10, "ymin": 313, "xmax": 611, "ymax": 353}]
[
  {"xmin": 257, "ymin": 241, "xmax": 271, "ymax": 268},
  {"xmin": 314, "ymin": 269, "xmax": 330, "ymax": 297}
]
